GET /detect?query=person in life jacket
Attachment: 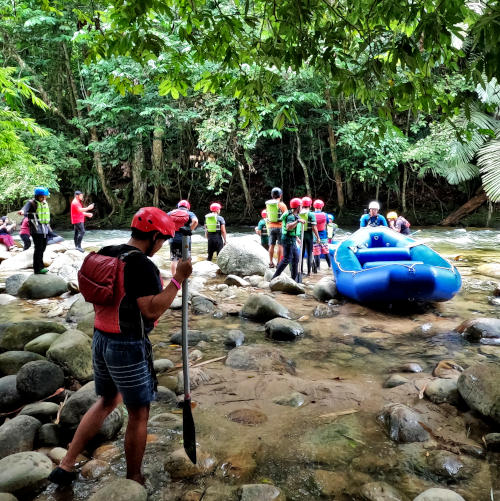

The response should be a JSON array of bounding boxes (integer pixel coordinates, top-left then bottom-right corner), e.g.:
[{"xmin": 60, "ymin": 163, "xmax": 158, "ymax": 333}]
[
  {"xmin": 312, "ymin": 199, "xmax": 332, "ymax": 270},
  {"xmin": 360, "ymin": 201, "xmax": 388, "ymax": 228},
  {"xmin": 387, "ymin": 211, "xmax": 411, "ymax": 235},
  {"xmin": 255, "ymin": 209, "xmax": 269, "ymax": 250},
  {"xmin": 22, "ymin": 187, "xmax": 51, "ymax": 274},
  {"xmin": 71, "ymin": 190, "xmax": 94, "ymax": 252},
  {"xmin": 326, "ymin": 213, "xmax": 338, "ymax": 243},
  {"xmin": 272, "ymin": 197, "xmax": 302, "ymax": 282},
  {"xmin": 168, "ymin": 200, "xmax": 198, "ymax": 277},
  {"xmin": 49, "ymin": 207, "xmax": 192, "ymax": 488},
  {"xmin": 300, "ymin": 197, "xmax": 320, "ymax": 275},
  {"xmin": 266, "ymin": 187, "xmax": 288, "ymax": 268},
  {"xmin": 204, "ymin": 202, "xmax": 227, "ymax": 261}
]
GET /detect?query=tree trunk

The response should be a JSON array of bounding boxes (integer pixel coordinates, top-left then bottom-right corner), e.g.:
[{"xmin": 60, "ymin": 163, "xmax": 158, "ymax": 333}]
[
  {"xmin": 152, "ymin": 116, "xmax": 164, "ymax": 206},
  {"xmin": 346, "ymin": 179, "xmax": 353, "ymax": 201},
  {"xmin": 402, "ymin": 164, "xmax": 408, "ymax": 214},
  {"xmin": 439, "ymin": 190, "xmax": 488, "ymax": 226},
  {"xmin": 132, "ymin": 140, "xmax": 147, "ymax": 207},
  {"xmin": 375, "ymin": 179, "xmax": 380, "ymax": 201},
  {"xmin": 295, "ymin": 131, "xmax": 311, "ymax": 196},
  {"xmin": 236, "ymin": 162, "xmax": 254, "ymax": 216}
]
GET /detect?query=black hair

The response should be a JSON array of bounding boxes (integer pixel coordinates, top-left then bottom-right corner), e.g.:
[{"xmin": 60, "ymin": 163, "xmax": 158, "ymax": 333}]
[{"xmin": 131, "ymin": 228, "xmax": 170, "ymax": 241}]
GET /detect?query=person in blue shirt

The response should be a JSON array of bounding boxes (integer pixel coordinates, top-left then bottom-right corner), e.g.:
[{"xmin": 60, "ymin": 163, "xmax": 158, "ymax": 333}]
[{"xmin": 360, "ymin": 201, "xmax": 388, "ymax": 228}]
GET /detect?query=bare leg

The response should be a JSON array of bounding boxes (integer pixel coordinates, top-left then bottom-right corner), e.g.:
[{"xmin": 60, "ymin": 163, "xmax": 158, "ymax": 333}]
[
  {"xmin": 277, "ymin": 244, "xmax": 283, "ymax": 263},
  {"xmin": 60, "ymin": 394, "xmax": 122, "ymax": 471},
  {"xmin": 268, "ymin": 244, "xmax": 275, "ymax": 266},
  {"xmin": 124, "ymin": 404, "xmax": 150, "ymax": 484}
]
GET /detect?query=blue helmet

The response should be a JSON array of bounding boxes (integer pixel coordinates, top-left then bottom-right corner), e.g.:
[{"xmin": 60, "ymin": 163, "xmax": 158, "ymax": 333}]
[{"xmin": 34, "ymin": 187, "xmax": 49, "ymax": 197}]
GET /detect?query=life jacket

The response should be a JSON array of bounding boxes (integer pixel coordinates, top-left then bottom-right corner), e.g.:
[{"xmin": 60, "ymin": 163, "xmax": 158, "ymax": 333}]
[
  {"xmin": 315, "ymin": 211, "xmax": 327, "ymax": 231},
  {"xmin": 265, "ymin": 199, "xmax": 283, "ymax": 223},
  {"xmin": 36, "ymin": 200, "xmax": 51, "ymax": 224},
  {"xmin": 299, "ymin": 210, "xmax": 311, "ymax": 231},
  {"xmin": 260, "ymin": 219, "xmax": 268, "ymax": 236},
  {"xmin": 327, "ymin": 222, "xmax": 338, "ymax": 239},
  {"xmin": 281, "ymin": 210, "xmax": 301, "ymax": 238},
  {"xmin": 366, "ymin": 215, "xmax": 384, "ymax": 227},
  {"xmin": 205, "ymin": 213, "xmax": 220, "ymax": 233}
]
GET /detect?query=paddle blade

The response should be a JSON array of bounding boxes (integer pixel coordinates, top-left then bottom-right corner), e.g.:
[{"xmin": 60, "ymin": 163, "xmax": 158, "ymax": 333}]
[{"xmin": 183, "ymin": 398, "xmax": 197, "ymax": 464}]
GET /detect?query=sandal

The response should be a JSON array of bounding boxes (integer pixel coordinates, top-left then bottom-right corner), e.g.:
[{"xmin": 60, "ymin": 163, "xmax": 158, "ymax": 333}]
[
  {"xmin": 48, "ymin": 466, "xmax": 78, "ymax": 486},
  {"xmin": 269, "ymin": 263, "xmax": 275, "ymax": 268}
]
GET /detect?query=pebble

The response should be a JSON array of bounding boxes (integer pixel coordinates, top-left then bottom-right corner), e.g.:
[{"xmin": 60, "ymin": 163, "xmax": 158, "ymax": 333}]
[
  {"xmin": 227, "ymin": 409, "xmax": 268, "ymax": 426},
  {"xmin": 220, "ymin": 452, "xmax": 256, "ymax": 481},
  {"xmin": 272, "ymin": 392, "xmax": 305, "ymax": 407},
  {"xmin": 384, "ymin": 375, "xmax": 409, "ymax": 388},
  {"xmin": 239, "ymin": 484, "xmax": 285, "ymax": 501},
  {"xmin": 81, "ymin": 459, "xmax": 110, "ymax": 479},
  {"xmin": 164, "ymin": 448, "xmax": 217, "ymax": 480},
  {"xmin": 399, "ymin": 362, "xmax": 423, "ymax": 373}
]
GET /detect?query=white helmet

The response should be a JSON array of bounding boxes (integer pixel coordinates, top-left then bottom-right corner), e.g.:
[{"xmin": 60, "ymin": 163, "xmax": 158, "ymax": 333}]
[{"xmin": 368, "ymin": 201, "xmax": 380, "ymax": 210}]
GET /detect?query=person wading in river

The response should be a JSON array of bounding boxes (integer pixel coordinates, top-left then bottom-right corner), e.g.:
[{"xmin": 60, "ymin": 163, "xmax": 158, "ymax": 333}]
[
  {"xmin": 49, "ymin": 207, "xmax": 192, "ymax": 487},
  {"xmin": 204, "ymin": 202, "xmax": 226, "ymax": 261},
  {"xmin": 71, "ymin": 190, "xmax": 94, "ymax": 252},
  {"xmin": 168, "ymin": 200, "xmax": 198, "ymax": 277},
  {"xmin": 266, "ymin": 187, "xmax": 287, "ymax": 268}
]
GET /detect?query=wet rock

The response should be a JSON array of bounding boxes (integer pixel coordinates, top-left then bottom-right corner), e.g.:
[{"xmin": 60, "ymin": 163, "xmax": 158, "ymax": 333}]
[
  {"xmin": 424, "ymin": 378, "xmax": 460, "ymax": 405},
  {"xmin": 189, "ymin": 349, "xmax": 203, "ymax": 362},
  {"xmin": 46, "ymin": 329, "xmax": 93, "ymax": 381},
  {"xmin": 456, "ymin": 317, "xmax": 500, "ymax": 344},
  {"xmin": 47, "ymin": 251, "xmax": 85, "ymax": 283},
  {"xmin": 227, "ymin": 408, "xmax": 268, "ymax": 426},
  {"xmin": 225, "ymin": 344, "xmax": 296, "ymax": 374},
  {"xmin": 225, "ymin": 275, "xmax": 250, "ymax": 287},
  {"xmin": 217, "ymin": 236, "xmax": 269, "ymax": 276},
  {"xmin": 170, "ymin": 330, "xmax": 209, "ymax": 346},
  {"xmin": 458, "ymin": 444, "xmax": 485, "ymax": 459},
  {"xmin": 37, "ymin": 423, "xmax": 64, "ymax": 447},
  {"xmin": 0, "ymin": 351, "xmax": 46, "ymax": 376},
  {"xmin": 413, "ymin": 488, "xmax": 465, "ymax": 501},
  {"xmin": 241, "ymin": 294, "xmax": 290, "ymax": 321},
  {"xmin": 66, "ymin": 294, "xmax": 94, "ymax": 323},
  {"xmin": 0, "ymin": 320, "xmax": 66, "ymax": 351},
  {"xmin": 17, "ymin": 274, "xmax": 68, "ymax": 299},
  {"xmin": 202, "ymin": 484, "xmax": 238, "ymax": 501},
  {"xmin": 16, "ymin": 360, "xmax": 64, "ymax": 401},
  {"xmin": 313, "ymin": 470, "xmax": 347, "ymax": 497},
  {"xmin": 269, "ymin": 275, "xmax": 305, "ymax": 295},
  {"xmin": 427, "ymin": 450, "xmax": 472, "ymax": 480},
  {"xmin": 239, "ymin": 484, "xmax": 285, "ymax": 501},
  {"xmin": 0, "ymin": 493, "xmax": 17, "ymax": 501},
  {"xmin": 156, "ymin": 386, "xmax": 178, "ymax": 407},
  {"xmin": 23, "ymin": 332, "xmax": 62, "ymax": 355},
  {"xmin": 81, "ymin": 459, "xmax": 110, "ymax": 479},
  {"xmin": 378, "ymin": 404, "xmax": 430, "ymax": 443},
  {"xmin": 93, "ymin": 444, "xmax": 122, "ymax": 462},
  {"xmin": 457, "ymin": 363, "xmax": 500, "ymax": 423},
  {"xmin": 191, "ymin": 295, "xmax": 216, "ymax": 315},
  {"xmin": 399, "ymin": 362, "xmax": 423, "ymax": 373},
  {"xmin": 0, "ymin": 415, "xmax": 41, "ymax": 459},
  {"xmin": 157, "ymin": 374, "xmax": 177, "ymax": 392},
  {"xmin": 432, "ymin": 360, "xmax": 463, "ymax": 379},
  {"xmin": 313, "ymin": 304, "xmax": 339, "ymax": 318},
  {"xmin": 477, "ymin": 263, "xmax": 500, "ymax": 279},
  {"xmin": 0, "ymin": 294, "xmax": 16, "ymax": 305},
  {"xmin": 484, "ymin": 433, "xmax": 500, "ymax": 451},
  {"xmin": 265, "ymin": 318, "xmax": 304, "ymax": 341},
  {"xmin": 47, "ymin": 446, "xmax": 68, "ymax": 464},
  {"xmin": 220, "ymin": 452, "xmax": 256, "ymax": 481},
  {"xmin": 359, "ymin": 481, "xmax": 404, "ymax": 500},
  {"xmin": 164, "ymin": 448, "xmax": 217, "ymax": 479},
  {"xmin": 88, "ymin": 479, "xmax": 147, "ymax": 501},
  {"xmin": 273, "ymin": 391, "xmax": 305, "ymax": 407},
  {"xmin": 312, "ymin": 278, "xmax": 338, "ymax": 302},
  {"xmin": 384, "ymin": 375, "xmax": 409, "ymax": 388},
  {"xmin": 479, "ymin": 345, "xmax": 500, "ymax": 357},
  {"xmin": 148, "ymin": 412, "xmax": 183, "ymax": 431},
  {"xmin": 4, "ymin": 274, "xmax": 31, "ymax": 297},
  {"xmin": 489, "ymin": 296, "xmax": 500, "ymax": 306},
  {"xmin": 192, "ymin": 260, "xmax": 219, "ymax": 278},
  {"xmin": 19, "ymin": 402, "xmax": 59, "ymax": 423},
  {"xmin": 154, "ymin": 358, "xmax": 174, "ymax": 373},
  {"xmin": 0, "ymin": 375, "xmax": 23, "ymax": 412},
  {"xmin": 0, "ymin": 451, "xmax": 52, "ymax": 497},
  {"xmin": 176, "ymin": 367, "xmax": 210, "ymax": 393},
  {"xmin": 224, "ymin": 329, "xmax": 245, "ymax": 348}
]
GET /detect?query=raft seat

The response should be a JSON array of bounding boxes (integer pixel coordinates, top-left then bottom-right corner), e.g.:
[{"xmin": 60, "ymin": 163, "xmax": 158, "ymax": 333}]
[
  {"xmin": 355, "ymin": 247, "xmax": 412, "ymax": 265},
  {"xmin": 362, "ymin": 260, "xmax": 424, "ymax": 269}
]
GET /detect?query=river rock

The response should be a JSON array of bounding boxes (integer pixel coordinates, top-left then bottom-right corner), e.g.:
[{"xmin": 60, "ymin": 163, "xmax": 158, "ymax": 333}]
[
  {"xmin": 192, "ymin": 260, "xmax": 219, "ymax": 278},
  {"xmin": 273, "ymin": 391, "xmax": 305, "ymax": 407},
  {"xmin": 17, "ymin": 274, "xmax": 68, "ymax": 299},
  {"xmin": 424, "ymin": 378, "xmax": 460, "ymax": 405},
  {"xmin": 81, "ymin": 459, "xmax": 110, "ymax": 479},
  {"xmin": 47, "ymin": 250, "xmax": 85, "ymax": 283},
  {"xmin": 246, "ymin": 275, "xmax": 263, "ymax": 287},
  {"xmin": 0, "ymin": 375, "xmax": 23, "ymax": 412},
  {"xmin": 88, "ymin": 479, "xmax": 147, "ymax": 501},
  {"xmin": 154, "ymin": 359, "xmax": 174, "ymax": 373},
  {"xmin": 217, "ymin": 236, "xmax": 269, "ymax": 276},
  {"xmin": 164, "ymin": 448, "xmax": 217, "ymax": 479},
  {"xmin": 432, "ymin": 360, "xmax": 463, "ymax": 379},
  {"xmin": 384, "ymin": 375, "xmax": 409, "ymax": 388},
  {"xmin": 265, "ymin": 318, "xmax": 304, "ymax": 341},
  {"xmin": 18, "ymin": 402, "xmax": 59, "ymax": 422},
  {"xmin": 456, "ymin": 318, "xmax": 500, "ymax": 345},
  {"xmin": 16, "ymin": 360, "xmax": 64, "ymax": 400},
  {"xmin": 0, "ymin": 351, "xmax": 45, "ymax": 376},
  {"xmin": 477, "ymin": 262, "xmax": 500, "ymax": 279},
  {"xmin": 225, "ymin": 275, "xmax": 250, "ymax": 287},
  {"xmin": 0, "ymin": 451, "xmax": 52, "ymax": 497},
  {"xmin": 0, "ymin": 493, "xmax": 17, "ymax": 501},
  {"xmin": 0, "ymin": 415, "xmax": 41, "ymax": 459},
  {"xmin": 0, "ymin": 294, "xmax": 16, "ymax": 305},
  {"xmin": 0, "ymin": 249, "xmax": 34, "ymax": 272},
  {"xmin": 359, "ymin": 481, "xmax": 404, "ymax": 500},
  {"xmin": 221, "ymin": 452, "xmax": 256, "ymax": 481},
  {"xmin": 191, "ymin": 295, "xmax": 216, "ymax": 315},
  {"xmin": 37, "ymin": 423, "xmax": 64, "ymax": 447},
  {"xmin": 241, "ymin": 294, "xmax": 290, "ymax": 321},
  {"xmin": 46, "ymin": 329, "xmax": 93, "ymax": 381},
  {"xmin": 0, "ymin": 320, "xmax": 66, "ymax": 351},
  {"xmin": 156, "ymin": 386, "xmax": 178, "ymax": 407},
  {"xmin": 269, "ymin": 275, "xmax": 305, "ymax": 295},
  {"xmin": 170, "ymin": 330, "xmax": 209, "ymax": 346},
  {"xmin": 66, "ymin": 294, "xmax": 94, "ymax": 322},
  {"xmin": 457, "ymin": 363, "xmax": 500, "ymax": 423},
  {"xmin": 225, "ymin": 344, "xmax": 296, "ymax": 374},
  {"xmin": 313, "ymin": 304, "xmax": 339, "ymax": 318},
  {"xmin": 5, "ymin": 273, "xmax": 30, "ymax": 296},
  {"xmin": 77, "ymin": 312, "xmax": 95, "ymax": 336},
  {"xmin": 484, "ymin": 433, "xmax": 500, "ymax": 451},
  {"xmin": 148, "ymin": 412, "xmax": 183, "ymax": 431},
  {"xmin": 427, "ymin": 450, "xmax": 471, "ymax": 480},
  {"xmin": 47, "ymin": 191, "xmax": 67, "ymax": 215},
  {"xmin": 378, "ymin": 404, "xmax": 430, "ymax": 443},
  {"xmin": 23, "ymin": 332, "xmax": 62, "ymax": 355},
  {"xmin": 239, "ymin": 484, "xmax": 285, "ymax": 501},
  {"xmin": 224, "ymin": 329, "xmax": 245, "ymax": 348},
  {"xmin": 313, "ymin": 278, "xmax": 338, "ymax": 302},
  {"xmin": 399, "ymin": 362, "xmax": 423, "ymax": 373},
  {"xmin": 228, "ymin": 408, "xmax": 268, "ymax": 425},
  {"xmin": 413, "ymin": 488, "xmax": 465, "ymax": 501}
]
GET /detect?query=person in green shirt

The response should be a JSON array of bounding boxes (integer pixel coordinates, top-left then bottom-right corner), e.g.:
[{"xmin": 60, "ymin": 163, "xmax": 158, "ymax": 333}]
[{"xmin": 255, "ymin": 209, "xmax": 269, "ymax": 250}]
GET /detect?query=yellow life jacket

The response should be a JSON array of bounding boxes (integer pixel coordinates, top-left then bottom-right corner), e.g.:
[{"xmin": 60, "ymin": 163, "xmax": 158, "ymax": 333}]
[
  {"xmin": 265, "ymin": 199, "xmax": 282, "ymax": 223},
  {"xmin": 205, "ymin": 213, "xmax": 220, "ymax": 233}
]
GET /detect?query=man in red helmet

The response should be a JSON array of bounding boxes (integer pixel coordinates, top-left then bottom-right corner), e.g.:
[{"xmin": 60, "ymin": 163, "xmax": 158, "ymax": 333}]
[
  {"xmin": 168, "ymin": 200, "xmax": 198, "ymax": 277},
  {"xmin": 49, "ymin": 207, "xmax": 192, "ymax": 487},
  {"xmin": 204, "ymin": 202, "xmax": 226, "ymax": 261}
]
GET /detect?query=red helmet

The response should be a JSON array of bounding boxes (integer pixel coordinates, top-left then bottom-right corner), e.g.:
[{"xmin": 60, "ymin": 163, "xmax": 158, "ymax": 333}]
[
  {"xmin": 301, "ymin": 196, "xmax": 312, "ymax": 207},
  {"xmin": 210, "ymin": 202, "xmax": 222, "ymax": 212},
  {"xmin": 313, "ymin": 199, "xmax": 324, "ymax": 209},
  {"xmin": 131, "ymin": 207, "xmax": 180, "ymax": 237},
  {"xmin": 261, "ymin": 209, "xmax": 267, "ymax": 218},
  {"xmin": 290, "ymin": 197, "xmax": 302, "ymax": 209},
  {"xmin": 178, "ymin": 200, "xmax": 190, "ymax": 210}
]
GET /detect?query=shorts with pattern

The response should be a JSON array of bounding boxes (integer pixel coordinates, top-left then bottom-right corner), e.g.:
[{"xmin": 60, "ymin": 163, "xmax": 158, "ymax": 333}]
[
  {"xmin": 170, "ymin": 240, "xmax": 182, "ymax": 261},
  {"xmin": 269, "ymin": 227, "xmax": 282, "ymax": 246}
]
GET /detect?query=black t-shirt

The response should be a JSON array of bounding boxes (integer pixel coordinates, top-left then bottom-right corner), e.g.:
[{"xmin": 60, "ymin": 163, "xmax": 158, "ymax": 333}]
[{"xmin": 98, "ymin": 244, "xmax": 162, "ymax": 336}]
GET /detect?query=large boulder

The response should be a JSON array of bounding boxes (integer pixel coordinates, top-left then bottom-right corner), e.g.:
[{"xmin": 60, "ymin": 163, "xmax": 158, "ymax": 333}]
[
  {"xmin": 47, "ymin": 191, "xmax": 67, "ymax": 215},
  {"xmin": 0, "ymin": 415, "xmax": 41, "ymax": 459},
  {"xmin": 225, "ymin": 344, "xmax": 296, "ymax": 374},
  {"xmin": 88, "ymin": 479, "xmax": 147, "ymax": 501},
  {"xmin": 0, "ymin": 451, "xmax": 52, "ymax": 497},
  {"xmin": 0, "ymin": 248, "xmax": 56, "ymax": 272},
  {"xmin": 46, "ymin": 329, "xmax": 93, "ymax": 381},
  {"xmin": 0, "ymin": 375, "xmax": 24, "ymax": 412},
  {"xmin": 378, "ymin": 404, "xmax": 430, "ymax": 443},
  {"xmin": 4, "ymin": 273, "xmax": 30, "ymax": 296},
  {"xmin": 0, "ymin": 351, "xmax": 45, "ymax": 376},
  {"xmin": 456, "ymin": 318, "xmax": 500, "ymax": 345},
  {"xmin": 0, "ymin": 320, "xmax": 66, "ymax": 351},
  {"xmin": 16, "ymin": 360, "xmax": 65, "ymax": 401},
  {"xmin": 18, "ymin": 401, "xmax": 60, "ymax": 423},
  {"xmin": 269, "ymin": 275, "xmax": 305, "ymax": 295},
  {"xmin": 477, "ymin": 263, "xmax": 500, "ymax": 279},
  {"xmin": 23, "ymin": 332, "xmax": 62, "ymax": 355},
  {"xmin": 313, "ymin": 278, "xmax": 338, "ymax": 302},
  {"xmin": 265, "ymin": 318, "xmax": 305, "ymax": 341},
  {"xmin": 217, "ymin": 236, "xmax": 269, "ymax": 276},
  {"xmin": 17, "ymin": 274, "xmax": 68, "ymax": 299},
  {"xmin": 66, "ymin": 294, "xmax": 94, "ymax": 323},
  {"xmin": 241, "ymin": 294, "xmax": 290, "ymax": 322},
  {"xmin": 47, "ymin": 250, "xmax": 85, "ymax": 283},
  {"xmin": 458, "ymin": 363, "xmax": 500, "ymax": 423}
]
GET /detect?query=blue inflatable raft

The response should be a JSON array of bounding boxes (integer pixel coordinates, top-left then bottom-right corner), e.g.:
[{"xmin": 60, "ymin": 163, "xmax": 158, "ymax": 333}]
[{"xmin": 329, "ymin": 228, "xmax": 461, "ymax": 303}]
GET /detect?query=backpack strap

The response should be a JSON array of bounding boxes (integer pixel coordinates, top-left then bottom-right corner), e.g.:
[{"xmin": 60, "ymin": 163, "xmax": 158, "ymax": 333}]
[{"xmin": 118, "ymin": 249, "xmax": 143, "ymax": 261}]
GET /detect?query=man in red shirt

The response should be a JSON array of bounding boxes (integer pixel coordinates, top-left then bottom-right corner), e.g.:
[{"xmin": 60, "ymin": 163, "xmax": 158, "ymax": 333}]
[{"xmin": 71, "ymin": 190, "xmax": 94, "ymax": 252}]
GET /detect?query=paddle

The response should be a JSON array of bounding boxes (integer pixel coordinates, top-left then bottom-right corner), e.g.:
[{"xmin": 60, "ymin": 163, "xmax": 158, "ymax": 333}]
[
  {"xmin": 180, "ymin": 227, "xmax": 196, "ymax": 464},
  {"xmin": 410, "ymin": 229, "xmax": 421, "ymax": 237},
  {"xmin": 297, "ymin": 215, "xmax": 305, "ymax": 283}
]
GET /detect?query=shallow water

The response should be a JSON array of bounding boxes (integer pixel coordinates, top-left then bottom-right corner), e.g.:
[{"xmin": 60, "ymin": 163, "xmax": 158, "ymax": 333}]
[{"xmin": 2, "ymin": 227, "xmax": 499, "ymax": 500}]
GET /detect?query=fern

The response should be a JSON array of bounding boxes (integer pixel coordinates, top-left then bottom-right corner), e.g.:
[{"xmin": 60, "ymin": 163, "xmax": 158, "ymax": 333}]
[{"xmin": 477, "ymin": 138, "xmax": 500, "ymax": 202}]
